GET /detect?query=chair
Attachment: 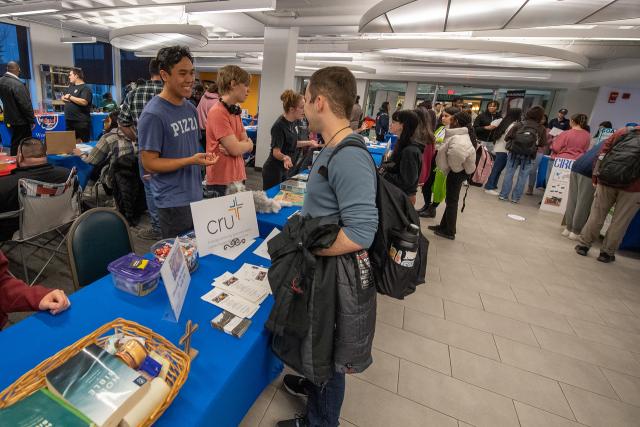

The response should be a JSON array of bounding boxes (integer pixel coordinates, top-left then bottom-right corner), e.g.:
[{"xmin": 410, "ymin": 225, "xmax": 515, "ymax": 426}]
[
  {"xmin": 2, "ymin": 168, "xmax": 81, "ymax": 284},
  {"xmin": 67, "ymin": 207, "xmax": 134, "ymax": 290}
]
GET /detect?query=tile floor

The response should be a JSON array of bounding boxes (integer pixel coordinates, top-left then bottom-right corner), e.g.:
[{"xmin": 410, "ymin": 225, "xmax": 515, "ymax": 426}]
[{"xmin": 239, "ymin": 184, "xmax": 640, "ymax": 427}]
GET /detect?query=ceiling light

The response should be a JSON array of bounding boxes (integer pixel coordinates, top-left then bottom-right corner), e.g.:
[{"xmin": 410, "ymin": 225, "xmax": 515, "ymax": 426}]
[
  {"xmin": 61, "ymin": 36, "xmax": 97, "ymax": 44},
  {"xmin": 0, "ymin": 0, "xmax": 60, "ymax": 17},
  {"xmin": 109, "ymin": 25, "xmax": 208, "ymax": 51},
  {"xmin": 185, "ymin": 0, "xmax": 276, "ymax": 14}
]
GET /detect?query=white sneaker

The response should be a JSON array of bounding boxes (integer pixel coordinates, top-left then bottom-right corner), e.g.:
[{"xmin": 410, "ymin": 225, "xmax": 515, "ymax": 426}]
[
  {"xmin": 561, "ymin": 229, "xmax": 570, "ymax": 237},
  {"xmin": 485, "ymin": 189, "xmax": 499, "ymax": 196},
  {"xmin": 569, "ymin": 232, "xmax": 579, "ymax": 240}
]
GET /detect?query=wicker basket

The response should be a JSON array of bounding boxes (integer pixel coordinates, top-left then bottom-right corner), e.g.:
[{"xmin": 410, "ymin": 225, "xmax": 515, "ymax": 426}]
[{"xmin": 0, "ymin": 318, "xmax": 191, "ymax": 427}]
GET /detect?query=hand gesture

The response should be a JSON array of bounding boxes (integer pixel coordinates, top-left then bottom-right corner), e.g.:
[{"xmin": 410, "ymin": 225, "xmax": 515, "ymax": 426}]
[
  {"xmin": 38, "ymin": 289, "xmax": 70, "ymax": 315},
  {"xmin": 218, "ymin": 145, "xmax": 229, "ymax": 156},
  {"xmin": 62, "ymin": 94, "xmax": 71, "ymax": 102},
  {"xmin": 283, "ymin": 155, "xmax": 293, "ymax": 170},
  {"xmin": 192, "ymin": 152, "xmax": 219, "ymax": 166}
]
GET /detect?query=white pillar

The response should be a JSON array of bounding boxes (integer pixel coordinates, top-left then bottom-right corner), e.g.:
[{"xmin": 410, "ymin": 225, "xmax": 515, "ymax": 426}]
[
  {"xmin": 254, "ymin": 27, "xmax": 299, "ymax": 168},
  {"xmin": 404, "ymin": 81, "xmax": 418, "ymax": 110},
  {"xmin": 112, "ymin": 47, "xmax": 122, "ymax": 103}
]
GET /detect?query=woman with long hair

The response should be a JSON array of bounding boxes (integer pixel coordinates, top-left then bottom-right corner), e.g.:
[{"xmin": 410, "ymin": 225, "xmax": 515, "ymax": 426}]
[
  {"xmin": 262, "ymin": 89, "xmax": 319, "ymax": 189},
  {"xmin": 382, "ymin": 110, "xmax": 423, "ymax": 202},
  {"xmin": 484, "ymin": 108, "xmax": 522, "ymax": 194},
  {"xmin": 499, "ymin": 106, "xmax": 547, "ymax": 203},
  {"xmin": 473, "ymin": 100, "xmax": 500, "ymax": 146},
  {"xmin": 419, "ymin": 106, "xmax": 460, "ymax": 218},
  {"xmin": 428, "ymin": 111, "xmax": 477, "ymax": 240}
]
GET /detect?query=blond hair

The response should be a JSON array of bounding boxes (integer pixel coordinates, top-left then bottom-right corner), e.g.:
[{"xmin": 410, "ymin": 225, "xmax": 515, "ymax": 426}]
[
  {"xmin": 217, "ymin": 65, "xmax": 251, "ymax": 95},
  {"xmin": 281, "ymin": 89, "xmax": 303, "ymax": 113}
]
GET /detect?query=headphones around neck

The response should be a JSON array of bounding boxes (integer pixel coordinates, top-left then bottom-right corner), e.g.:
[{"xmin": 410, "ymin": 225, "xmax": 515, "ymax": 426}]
[{"xmin": 220, "ymin": 99, "xmax": 242, "ymax": 116}]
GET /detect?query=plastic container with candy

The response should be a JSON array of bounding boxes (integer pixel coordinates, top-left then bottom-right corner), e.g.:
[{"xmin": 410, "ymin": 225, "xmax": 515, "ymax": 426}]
[
  {"xmin": 107, "ymin": 253, "xmax": 162, "ymax": 296},
  {"xmin": 151, "ymin": 233, "xmax": 199, "ymax": 273}
]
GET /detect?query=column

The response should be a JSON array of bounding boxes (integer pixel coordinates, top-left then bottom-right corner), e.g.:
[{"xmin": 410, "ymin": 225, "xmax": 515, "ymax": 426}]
[
  {"xmin": 404, "ymin": 81, "xmax": 418, "ymax": 110},
  {"xmin": 112, "ymin": 47, "xmax": 122, "ymax": 103},
  {"xmin": 254, "ymin": 26, "xmax": 299, "ymax": 168}
]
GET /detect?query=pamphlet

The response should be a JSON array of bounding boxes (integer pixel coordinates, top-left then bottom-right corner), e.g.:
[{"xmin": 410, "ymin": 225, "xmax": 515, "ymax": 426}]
[
  {"xmin": 213, "ymin": 274, "xmax": 268, "ymax": 304},
  {"xmin": 490, "ymin": 118, "xmax": 503, "ymax": 127},
  {"xmin": 201, "ymin": 287, "xmax": 259, "ymax": 319},
  {"xmin": 274, "ymin": 191, "xmax": 304, "ymax": 206},
  {"xmin": 211, "ymin": 311, "xmax": 252, "ymax": 338},
  {"xmin": 236, "ymin": 263, "xmax": 270, "ymax": 293},
  {"xmin": 253, "ymin": 228, "xmax": 280, "ymax": 260},
  {"xmin": 549, "ymin": 127, "xmax": 564, "ymax": 137}
]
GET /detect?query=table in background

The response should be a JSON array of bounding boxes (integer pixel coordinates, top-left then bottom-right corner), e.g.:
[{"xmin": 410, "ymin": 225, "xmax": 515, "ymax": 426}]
[
  {"xmin": 535, "ymin": 155, "xmax": 550, "ymax": 189},
  {"xmin": 256, "ymin": 184, "xmax": 301, "ymax": 238},
  {"xmin": 47, "ymin": 141, "xmax": 97, "ymax": 188},
  {"xmin": 0, "ymin": 239, "xmax": 282, "ymax": 427},
  {"xmin": 0, "ymin": 113, "xmax": 107, "ymax": 146},
  {"xmin": 366, "ymin": 144, "xmax": 387, "ymax": 167}
]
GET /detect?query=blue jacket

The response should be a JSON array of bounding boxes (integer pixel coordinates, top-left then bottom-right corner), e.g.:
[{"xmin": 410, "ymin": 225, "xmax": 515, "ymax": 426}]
[{"xmin": 571, "ymin": 141, "xmax": 603, "ymax": 178}]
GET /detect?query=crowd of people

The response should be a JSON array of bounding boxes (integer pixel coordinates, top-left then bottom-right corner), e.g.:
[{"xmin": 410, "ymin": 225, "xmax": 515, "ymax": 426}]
[{"xmin": 1, "ymin": 43, "xmax": 639, "ymax": 427}]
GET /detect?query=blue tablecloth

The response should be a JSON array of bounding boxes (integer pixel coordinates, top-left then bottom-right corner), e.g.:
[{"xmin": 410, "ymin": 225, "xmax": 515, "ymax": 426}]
[
  {"xmin": 367, "ymin": 144, "xmax": 387, "ymax": 167},
  {"xmin": 0, "ymin": 113, "xmax": 107, "ymax": 146},
  {"xmin": 47, "ymin": 141, "xmax": 97, "ymax": 188},
  {"xmin": 245, "ymin": 125, "xmax": 257, "ymax": 143},
  {"xmin": 620, "ymin": 210, "xmax": 640, "ymax": 252},
  {"xmin": 0, "ymin": 238, "xmax": 282, "ymax": 427},
  {"xmin": 536, "ymin": 155, "xmax": 550, "ymax": 188},
  {"xmin": 257, "ymin": 185, "xmax": 301, "ymax": 238}
]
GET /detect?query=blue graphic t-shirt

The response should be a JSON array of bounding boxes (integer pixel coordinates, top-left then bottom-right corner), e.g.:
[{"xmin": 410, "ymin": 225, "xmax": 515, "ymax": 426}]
[{"xmin": 138, "ymin": 96, "xmax": 202, "ymax": 208}]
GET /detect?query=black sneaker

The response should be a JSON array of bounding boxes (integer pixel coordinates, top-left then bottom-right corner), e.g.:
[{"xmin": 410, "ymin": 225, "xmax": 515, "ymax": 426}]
[
  {"xmin": 419, "ymin": 206, "xmax": 437, "ymax": 218},
  {"xmin": 427, "ymin": 224, "xmax": 442, "ymax": 231},
  {"xmin": 575, "ymin": 245, "xmax": 589, "ymax": 256},
  {"xmin": 434, "ymin": 229, "xmax": 455, "ymax": 240},
  {"xmin": 283, "ymin": 374, "xmax": 312, "ymax": 397},
  {"xmin": 597, "ymin": 252, "xmax": 616, "ymax": 263},
  {"xmin": 277, "ymin": 415, "xmax": 308, "ymax": 427}
]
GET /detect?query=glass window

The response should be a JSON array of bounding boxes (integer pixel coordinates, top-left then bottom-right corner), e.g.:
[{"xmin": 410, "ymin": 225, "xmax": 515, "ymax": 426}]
[
  {"xmin": 365, "ymin": 81, "xmax": 407, "ymax": 117},
  {"xmin": 0, "ymin": 23, "xmax": 31, "ymax": 79}
]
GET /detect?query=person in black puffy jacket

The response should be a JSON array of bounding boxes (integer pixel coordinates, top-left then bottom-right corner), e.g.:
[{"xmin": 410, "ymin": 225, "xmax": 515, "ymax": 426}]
[{"xmin": 382, "ymin": 109, "xmax": 423, "ymax": 202}]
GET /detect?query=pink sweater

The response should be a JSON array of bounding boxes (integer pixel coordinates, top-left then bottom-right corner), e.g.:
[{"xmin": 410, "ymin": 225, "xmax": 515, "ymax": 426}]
[
  {"xmin": 196, "ymin": 92, "xmax": 220, "ymax": 130},
  {"xmin": 551, "ymin": 128, "xmax": 590, "ymax": 160}
]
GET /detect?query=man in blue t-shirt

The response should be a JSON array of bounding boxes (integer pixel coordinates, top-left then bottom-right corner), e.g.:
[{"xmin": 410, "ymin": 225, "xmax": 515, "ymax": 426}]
[{"xmin": 138, "ymin": 46, "xmax": 218, "ymax": 238}]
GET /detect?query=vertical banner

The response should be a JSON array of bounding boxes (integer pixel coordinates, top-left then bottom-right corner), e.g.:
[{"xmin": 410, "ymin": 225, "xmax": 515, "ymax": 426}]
[{"xmin": 540, "ymin": 157, "xmax": 575, "ymax": 214}]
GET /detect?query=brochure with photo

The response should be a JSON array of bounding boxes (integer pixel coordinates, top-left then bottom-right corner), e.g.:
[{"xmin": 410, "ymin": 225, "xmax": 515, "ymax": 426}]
[
  {"xmin": 201, "ymin": 288, "xmax": 259, "ymax": 319},
  {"xmin": 211, "ymin": 311, "xmax": 252, "ymax": 338},
  {"xmin": 213, "ymin": 274, "xmax": 268, "ymax": 305}
]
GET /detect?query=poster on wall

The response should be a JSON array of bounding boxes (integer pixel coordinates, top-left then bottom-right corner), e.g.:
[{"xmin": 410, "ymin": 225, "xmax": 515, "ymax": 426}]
[
  {"xmin": 540, "ymin": 158, "xmax": 575, "ymax": 215},
  {"xmin": 506, "ymin": 90, "xmax": 526, "ymax": 110}
]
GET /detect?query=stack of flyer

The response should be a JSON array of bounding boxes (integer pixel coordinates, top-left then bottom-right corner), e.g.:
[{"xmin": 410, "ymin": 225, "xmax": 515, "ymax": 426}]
[{"xmin": 201, "ymin": 263, "xmax": 270, "ymax": 321}]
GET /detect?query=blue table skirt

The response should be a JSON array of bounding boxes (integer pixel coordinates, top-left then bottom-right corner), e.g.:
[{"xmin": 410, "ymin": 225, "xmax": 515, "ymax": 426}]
[
  {"xmin": 245, "ymin": 126, "xmax": 257, "ymax": 143},
  {"xmin": 257, "ymin": 185, "xmax": 301, "ymax": 238},
  {"xmin": 536, "ymin": 155, "xmax": 550, "ymax": 188},
  {"xmin": 47, "ymin": 141, "xmax": 97, "ymax": 188},
  {"xmin": 0, "ymin": 238, "xmax": 282, "ymax": 427},
  {"xmin": 0, "ymin": 113, "xmax": 107, "ymax": 146}
]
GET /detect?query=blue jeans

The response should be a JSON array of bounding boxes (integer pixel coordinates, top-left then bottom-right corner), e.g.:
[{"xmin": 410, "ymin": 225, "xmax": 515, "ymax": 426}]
[
  {"xmin": 484, "ymin": 152, "xmax": 507, "ymax": 190},
  {"xmin": 528, "ymin": 152, "xmax": 544, "ymax": 188},
  {"xmin": 143, "ymin": 179, "xmax": 161, "ymax": 233},
  {"xmin": 306, "ymin": 371, "xmax": 345, "ymax": 427},
  {"xmin": 500, "ymin": 154, "xmax": 533, "ymax": 202}
]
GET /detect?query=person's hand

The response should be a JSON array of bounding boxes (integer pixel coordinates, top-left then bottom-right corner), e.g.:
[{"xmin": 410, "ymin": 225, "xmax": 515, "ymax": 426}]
[
  {"xmin": 62, "ymin": 94, "xmax": 71, "ymax": 102},
  {"xmin": 485, "ymin": 125, "xmax": 497, "ymax": 130},
  {"xmin": 308, "ymin": 140, "xmax": 320, "ymax": 149},
  {"xmin": 192, "ymin": 152, "xmax": 219, "ymax": 166},
  {"xmin": 283, "ymin": 156, "xmax": 293, "ymax": 170},
  {"xmin": 72, "ymin": 148, "xmax": 82, "ymax": 156},
  {"xmin": 38, "ymin": 289, "xmax": 70, "ymax": 315},
  {"xmin": 218, "ymin": 145, "xmax": 229, "ymax": 156}
]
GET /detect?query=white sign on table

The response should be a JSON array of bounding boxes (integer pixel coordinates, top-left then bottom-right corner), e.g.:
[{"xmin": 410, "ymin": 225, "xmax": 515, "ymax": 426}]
[
  {"xmin": 161, "ymin": 239, "xmax": 191, "ymax": 321},
  {"xmin": 540, "ymin": 157, "xmax": 575, "ymax": 215},
  {"xmin": 191, "ymin": 192, "xmax": 259, "ymax": 259}
]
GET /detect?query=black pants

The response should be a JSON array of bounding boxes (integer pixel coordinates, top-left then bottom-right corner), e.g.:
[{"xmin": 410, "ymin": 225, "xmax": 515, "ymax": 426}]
[
  {"xmin": 66, "ymin": 120, "xmax": 91, "ymax": 142},
  {"xmin": 421, "ymin": 155, "xmax": 438, "ymax": 209},
  {"xmin": 439, "ymin": 170, "xmax": 468, "ymax": 236},
  {"xmin": 158, "ymin": 205, "xmax": 194, "ymax": 239},
  {"xmin": 262, "ymin": 159, "xmax": 286, "ymax": 190},
  {"xmin": 9, "ymin": 124, "xmax": 32, "ymax": 156}
]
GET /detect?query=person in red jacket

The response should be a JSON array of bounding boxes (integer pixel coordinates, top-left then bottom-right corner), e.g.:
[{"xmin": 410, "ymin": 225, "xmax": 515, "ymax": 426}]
[
  {"xmin": 0, "ymin": 251, "xmax": 70, "ymax": 329},
  {"xmin": 575, "ymin": 125, "xmax": 640, "ymax": 263}
]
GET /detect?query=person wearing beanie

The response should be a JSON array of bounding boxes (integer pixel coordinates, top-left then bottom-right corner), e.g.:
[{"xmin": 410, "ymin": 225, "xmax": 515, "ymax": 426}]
[{"xmin": 428, "ymin": 111, "xmax": 477, "ymax": 240}]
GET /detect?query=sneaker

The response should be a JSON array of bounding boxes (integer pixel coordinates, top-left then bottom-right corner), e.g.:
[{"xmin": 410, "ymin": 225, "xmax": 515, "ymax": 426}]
[
  {"xmin": 575, "ymin": 245, "xmax": 589, "ymax": 256},
  {"xmin": 484, "ymin": 189, "xmax": 499, "ymax": 195},
  {"xmin": 510, "ymin": 199, "xmax": 519, "ymax": 204},
  {"xmin": 137, "ymin": 227, "xmax": 162, "ymax": 241},
  {"xmin": 597, "ymin": 252, "xmax": 616, "ymax": 263},
  {"xmin": 568, "ymin": 232, "xmax": 579, "ymax": 241},
  {"xmin": 283, "ymin": 375, "xmax": 312, "ymax": 398},
  {"xmin": 561, "ymin": 228, "xmax": 570, "ymax": 237},
  {"xmin": 277, "ymin": 415, "xmax": 308, "ymax": 427},
  {"xmin": 427, "ymin": 225, "xmax": 442, "ymax": 231},
  {"xmin": 498, "ymin": 196, "xmax": 508, "ymax": 201},
  {"xmin": 434, "ymin": 229, "xmax": 455, "ymax": 240}
]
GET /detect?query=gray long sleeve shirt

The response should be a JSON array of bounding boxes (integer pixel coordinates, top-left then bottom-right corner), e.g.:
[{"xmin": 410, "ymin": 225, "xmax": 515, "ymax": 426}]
[{"xmin": 302, "ymin": 134, "xmax": 378, "ymax": 248}]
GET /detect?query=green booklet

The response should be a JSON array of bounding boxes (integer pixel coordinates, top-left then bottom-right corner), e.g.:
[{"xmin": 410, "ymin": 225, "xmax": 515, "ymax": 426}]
[
  {"xmin": 0, "ymin": 388, "xmax": 95, "ymax": 426},
  {"xmin": 46, "ymin": 344, "xmax": 149, "ymax": 427}
]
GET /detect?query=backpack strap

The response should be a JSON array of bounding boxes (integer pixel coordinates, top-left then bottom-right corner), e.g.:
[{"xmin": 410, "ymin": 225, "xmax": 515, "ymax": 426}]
[{"xmin": 318, "ymin": 138, "xmax": 376, "ymax": 179}]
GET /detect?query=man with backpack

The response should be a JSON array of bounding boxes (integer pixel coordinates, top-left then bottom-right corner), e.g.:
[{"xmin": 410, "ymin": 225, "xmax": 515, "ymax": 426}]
[
  {"xmin": 575, "ymin": 125, "xmax": 640, "ymax": 263},
  {"xmin": 275, "ymin": 66, "xmax": 378, "ymax": 427}
]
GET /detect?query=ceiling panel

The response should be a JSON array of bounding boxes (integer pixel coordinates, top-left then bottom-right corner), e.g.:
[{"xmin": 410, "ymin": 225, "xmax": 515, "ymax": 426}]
[
  {"xmin": 446, "ymin": 0, "xmax": 524, "ymax": 31},
  {"xmin": 506, "ymin": 0, "xmax": 610, "ymax": 29},
  {"xmin": 581, "ymin": 0, "xmax": 640, "ymax": 24},
  {"xmin": 386, "ymin": 0, "xmax": 448, "ymax": 33}
]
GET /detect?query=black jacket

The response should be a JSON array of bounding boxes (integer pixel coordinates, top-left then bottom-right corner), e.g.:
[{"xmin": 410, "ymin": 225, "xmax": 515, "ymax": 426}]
[
  {"xmin": 266, "ymin": 214, "xmax": 376, "ymax": 385},
  {"xmin": 473, "ymin": 110, "xmax": 500, "ymax": 142},
  {"xmin": 0, "ymin": 73, "xmax": 35, "ymax": 126},
  {"xmin": 111, "ymin": 154, "xmax": 147, "ymax": 226},
  {"xmin": 382, "ymin": 142, "xmax": 423, "ymax": 196}
]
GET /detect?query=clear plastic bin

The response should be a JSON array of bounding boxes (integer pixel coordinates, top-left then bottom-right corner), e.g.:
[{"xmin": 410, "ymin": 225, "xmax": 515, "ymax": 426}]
[{"xmin": 107, "ymin": 253, "xmax": 162, "ymax": 296}]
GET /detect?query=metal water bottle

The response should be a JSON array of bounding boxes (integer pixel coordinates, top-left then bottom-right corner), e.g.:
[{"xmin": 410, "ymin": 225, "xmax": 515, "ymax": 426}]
[{"xmin": 389, "ymin": 224, "xmax": 419, "ymax": 268}]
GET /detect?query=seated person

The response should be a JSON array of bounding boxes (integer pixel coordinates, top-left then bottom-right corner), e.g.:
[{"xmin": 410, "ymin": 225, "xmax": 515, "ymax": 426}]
[
  {"xmin": 0, "ymin": 250, "xmax": 70, "ymax": 329},
  {"xmin": 0, "ymin": 138, "xmax": 71, "ymax": 241},
  {"xmin": 74, "ymin": 116, "xmax": 137, "ymax": 191}
]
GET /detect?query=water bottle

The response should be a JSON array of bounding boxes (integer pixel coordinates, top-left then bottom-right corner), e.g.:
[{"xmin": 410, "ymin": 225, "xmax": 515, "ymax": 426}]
[{"xmin": 389, "ymin": 224, "xmax": 420, "ymax": 268}]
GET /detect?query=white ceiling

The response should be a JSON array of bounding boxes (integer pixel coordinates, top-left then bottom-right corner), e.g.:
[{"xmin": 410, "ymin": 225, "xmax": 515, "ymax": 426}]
[{"xmin": 2, "ymin": 0, "xmax": 639, "ymax": 88}]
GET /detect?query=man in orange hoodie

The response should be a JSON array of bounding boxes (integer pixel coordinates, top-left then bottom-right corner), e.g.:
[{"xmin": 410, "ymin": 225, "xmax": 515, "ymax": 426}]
[{"xmin": 0, "ymin": 251, "xmax": 70, "ymax": 329}]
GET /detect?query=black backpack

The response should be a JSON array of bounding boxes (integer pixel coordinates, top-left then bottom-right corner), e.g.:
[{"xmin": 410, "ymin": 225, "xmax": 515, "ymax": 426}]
[
  {"xmin": 506, "ymin": 121, "xmax": 539, "ymax": 157},
  {"xmin": 597, "ymin": 129, "xmax": 640, "ymax": 187},
  {"xmin": 325, "ymin": 138, "xmax": 429, "ymax": 299}
]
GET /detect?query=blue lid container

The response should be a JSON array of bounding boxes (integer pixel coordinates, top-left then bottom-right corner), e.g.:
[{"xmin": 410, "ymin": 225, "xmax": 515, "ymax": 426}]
[{"xmin": 107, "ymin": 253, "xmax": 162, "ymax": 296}]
